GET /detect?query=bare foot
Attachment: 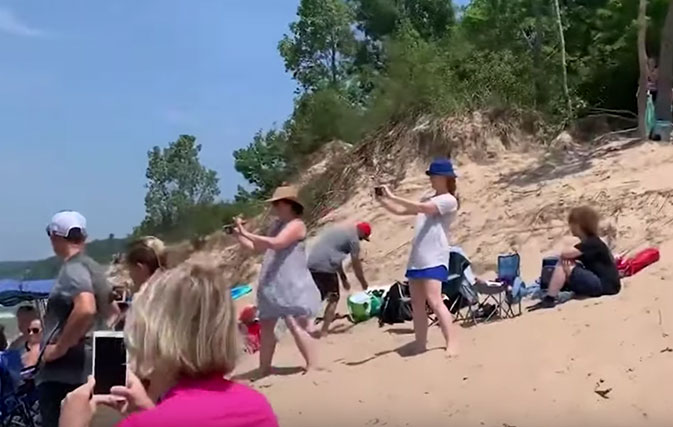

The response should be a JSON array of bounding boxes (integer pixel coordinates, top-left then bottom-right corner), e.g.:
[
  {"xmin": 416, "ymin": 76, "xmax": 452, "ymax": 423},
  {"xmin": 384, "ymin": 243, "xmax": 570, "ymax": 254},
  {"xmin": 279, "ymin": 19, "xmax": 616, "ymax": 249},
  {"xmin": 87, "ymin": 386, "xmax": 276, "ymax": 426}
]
[
  {"xmin": 397, "ymin": 341, "xmax": 427, "ymax": 357},
  {"xmin": 445, "ymin": 342, "xmax": 459, "ymax": 358},
  {"xmin": 252, "ymin": 367, "xmax": 272, "ymax": 382}
]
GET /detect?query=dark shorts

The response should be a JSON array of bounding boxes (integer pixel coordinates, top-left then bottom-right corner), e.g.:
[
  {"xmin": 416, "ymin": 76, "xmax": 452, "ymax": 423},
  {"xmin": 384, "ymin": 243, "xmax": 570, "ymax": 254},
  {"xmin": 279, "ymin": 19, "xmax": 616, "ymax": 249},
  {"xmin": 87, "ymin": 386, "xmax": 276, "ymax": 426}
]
[
  {"xmin": 38, "ymin": 382, "xmax": 79, "ymax": 427},
  {"xmin": 311, "ymin": 271, "xmax": 340, "ymax": 302},
  {"xmin": 565, "ymin": 265, "xmax": 603, "ymax": 297}
]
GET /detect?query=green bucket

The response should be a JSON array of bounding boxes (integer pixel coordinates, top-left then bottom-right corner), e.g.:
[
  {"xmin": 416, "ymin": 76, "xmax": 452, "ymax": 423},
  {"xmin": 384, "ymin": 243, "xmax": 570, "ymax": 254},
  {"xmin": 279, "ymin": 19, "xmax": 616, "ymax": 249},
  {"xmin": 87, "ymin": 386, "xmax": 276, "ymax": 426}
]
[{"xmin": 347, "ymin": 292, "xmax": 372, "ymax": 323}]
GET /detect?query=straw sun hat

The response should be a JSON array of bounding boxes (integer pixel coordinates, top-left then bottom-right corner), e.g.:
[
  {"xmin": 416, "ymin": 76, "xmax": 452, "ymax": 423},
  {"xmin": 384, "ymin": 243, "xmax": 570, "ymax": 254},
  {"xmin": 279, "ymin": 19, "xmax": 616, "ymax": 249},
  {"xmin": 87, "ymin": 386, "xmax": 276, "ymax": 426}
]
[{"xmin": 267, "ymin": 184, "xmax": 303, "ymax": 208}]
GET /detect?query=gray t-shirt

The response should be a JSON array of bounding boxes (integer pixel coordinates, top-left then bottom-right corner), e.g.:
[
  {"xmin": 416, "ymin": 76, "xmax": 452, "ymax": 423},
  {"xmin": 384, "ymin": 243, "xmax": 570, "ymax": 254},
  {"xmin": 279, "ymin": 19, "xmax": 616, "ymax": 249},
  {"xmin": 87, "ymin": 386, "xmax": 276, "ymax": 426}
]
[
  {"xmin": 37, "ymin": 252, "xmax": 112, "ymax": 385},
  {"xmin": 308, "ymin": 226, "xmax": 360, "ymax": 273}
]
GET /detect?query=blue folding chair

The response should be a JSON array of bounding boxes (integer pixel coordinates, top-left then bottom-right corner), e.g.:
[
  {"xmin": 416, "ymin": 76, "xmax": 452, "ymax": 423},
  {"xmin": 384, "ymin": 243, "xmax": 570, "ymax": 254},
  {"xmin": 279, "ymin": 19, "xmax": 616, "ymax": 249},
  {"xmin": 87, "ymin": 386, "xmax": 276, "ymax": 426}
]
[
  {"xmin": 472, "ymin": 253, "xmax": 523, "ymax": 322},
  {"xmin": 1, "ymin": 350, "xmax": 40, "ymax": 427}
]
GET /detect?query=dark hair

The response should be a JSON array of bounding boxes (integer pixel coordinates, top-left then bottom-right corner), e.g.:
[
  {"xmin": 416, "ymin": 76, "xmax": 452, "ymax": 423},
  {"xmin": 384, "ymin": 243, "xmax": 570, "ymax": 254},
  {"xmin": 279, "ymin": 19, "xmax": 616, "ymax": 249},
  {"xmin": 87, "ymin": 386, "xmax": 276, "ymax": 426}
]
[
  {"xmin": 446, "ymin": 176, "xmax": 460, "ymax": 209},
  {"xmin": 568, "ymin": 206, "xmax": 599, "ymax": 236},
  {"xmin": 16, "ymin": 305, "xmax": 36, "ymax": 316},
  {"xmin": 126, "ymin": 239, "xmax": 165, "ymax": 275},
  {"xmin": 274, "ymin": 199, "xmax": 304, "ymax": 216},
  {"xmin": 0, "ymin": 325, "xmax": 6, "ymax": 351},
  {"xmin": 65, "ymin": 228, "xmax": 86, "ymax": 244}
]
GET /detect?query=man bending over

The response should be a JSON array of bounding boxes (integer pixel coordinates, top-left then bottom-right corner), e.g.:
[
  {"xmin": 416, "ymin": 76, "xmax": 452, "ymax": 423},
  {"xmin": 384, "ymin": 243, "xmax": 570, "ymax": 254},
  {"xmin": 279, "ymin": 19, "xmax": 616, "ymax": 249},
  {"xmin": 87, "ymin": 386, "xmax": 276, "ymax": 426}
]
[{"xmin": 308, "ymin": 222, "xmax": 371, "ymax": 337}]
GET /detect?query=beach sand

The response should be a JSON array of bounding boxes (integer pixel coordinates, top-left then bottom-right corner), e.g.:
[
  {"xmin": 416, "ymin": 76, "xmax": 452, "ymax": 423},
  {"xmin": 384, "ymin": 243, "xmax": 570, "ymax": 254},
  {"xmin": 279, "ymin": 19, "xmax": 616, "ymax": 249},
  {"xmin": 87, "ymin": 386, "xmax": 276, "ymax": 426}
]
[
  {"xmin": 88, "ymin": 138, "xmax": 673, "ymax": 426},
  {"xmin": 227, "ymin": 139, "xmax": 673, "ymax": 427}
]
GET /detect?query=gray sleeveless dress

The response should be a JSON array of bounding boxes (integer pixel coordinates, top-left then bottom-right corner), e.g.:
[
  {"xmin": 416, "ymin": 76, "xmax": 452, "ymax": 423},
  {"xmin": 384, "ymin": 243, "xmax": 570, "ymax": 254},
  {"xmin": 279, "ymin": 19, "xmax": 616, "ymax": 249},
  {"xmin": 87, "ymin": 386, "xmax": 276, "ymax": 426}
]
[{"xmin": 257, "ymin": 220, "xmax": 321, "ymax": 320}]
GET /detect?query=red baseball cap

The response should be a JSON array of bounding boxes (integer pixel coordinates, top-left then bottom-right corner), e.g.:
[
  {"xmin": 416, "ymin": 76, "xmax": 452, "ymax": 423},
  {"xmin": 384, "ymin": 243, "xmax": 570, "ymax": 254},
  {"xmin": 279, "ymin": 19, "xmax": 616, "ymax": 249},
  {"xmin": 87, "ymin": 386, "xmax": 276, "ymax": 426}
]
[{"xmin": 356, "ymin": 222, "xmax": 372, "ymax": 241}]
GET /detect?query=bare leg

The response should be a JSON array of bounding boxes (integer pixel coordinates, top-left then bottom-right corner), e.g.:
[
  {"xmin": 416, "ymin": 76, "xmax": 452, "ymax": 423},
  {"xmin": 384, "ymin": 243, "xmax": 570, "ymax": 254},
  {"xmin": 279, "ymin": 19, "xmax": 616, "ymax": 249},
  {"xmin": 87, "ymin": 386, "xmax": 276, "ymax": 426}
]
[
  {"xmin": 547, "ymin": 263, "xmax": 572, "ymax": 297},
  {"xmin": 285, "ymin": 315, "xmax": 317, "ymax": 371},
  {"xmin": 320, "ymin": 298, "xmax": 338, "ymax": 337},
  {"xmin": 409, "ymin": 279, "xmax": 428, "ymax": 352},
  {"xmin": 259, "ymin": 318, "xmax": 278, "ymax": 377},
  {"xmin": 424, "ymin": 279, "xmax": 458, "ymax": 356}
]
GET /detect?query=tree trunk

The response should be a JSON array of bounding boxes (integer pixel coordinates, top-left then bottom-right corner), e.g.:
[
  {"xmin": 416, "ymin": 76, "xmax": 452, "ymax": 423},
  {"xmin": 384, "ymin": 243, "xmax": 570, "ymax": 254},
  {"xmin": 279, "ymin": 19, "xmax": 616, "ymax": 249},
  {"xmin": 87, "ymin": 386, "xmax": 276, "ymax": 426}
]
[
  {"xmin": 655, "ymin": 0, "xmax": 673, "ymax": 140},
  {"xmin": 637, "ymin": 0, "xmax": 649, "ymax": 139},
  {"xmin": 533, "ymin": 0, "xmax": 546, "ymax": 107},
  {"xmin": 552, "ymin": 0, "xmax": 572, "ymax": 114}
]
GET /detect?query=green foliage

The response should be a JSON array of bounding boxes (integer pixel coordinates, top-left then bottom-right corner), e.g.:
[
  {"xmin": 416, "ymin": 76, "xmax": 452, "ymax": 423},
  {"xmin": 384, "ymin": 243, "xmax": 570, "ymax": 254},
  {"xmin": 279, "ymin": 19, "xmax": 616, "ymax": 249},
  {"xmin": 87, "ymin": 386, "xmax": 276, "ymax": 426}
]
[
  {"xmin": 354, "ymin": 0, "xmax": 455, "ymax": 41},
  {"xmin": 138, "ymin": 135, "xmax": 220, "ymax": 235},
  {"xmin": 233, "ymin": 129, "xmax": 292, "ymax": 198},
  {"xmin": 278, "ymin": 0, "xmax": 358, "ymax": 91}
]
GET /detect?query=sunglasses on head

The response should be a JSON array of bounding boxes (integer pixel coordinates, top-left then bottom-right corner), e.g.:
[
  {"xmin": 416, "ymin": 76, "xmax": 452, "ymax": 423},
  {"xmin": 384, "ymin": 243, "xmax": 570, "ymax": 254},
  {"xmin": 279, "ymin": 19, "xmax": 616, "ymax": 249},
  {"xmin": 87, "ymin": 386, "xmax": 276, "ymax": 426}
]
[{"xmin": 28, "ymin": 328, "xmax": 41, "ymax": 335}]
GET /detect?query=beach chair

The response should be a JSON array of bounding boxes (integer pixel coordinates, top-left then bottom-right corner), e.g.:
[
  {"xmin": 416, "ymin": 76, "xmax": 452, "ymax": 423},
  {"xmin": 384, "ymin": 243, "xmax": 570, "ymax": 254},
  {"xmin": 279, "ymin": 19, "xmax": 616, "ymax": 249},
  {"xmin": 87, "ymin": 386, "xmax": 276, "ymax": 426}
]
[
  {"xmin": 429, "ymin": 248, "xmax": 478, "ymax": 326},
  {"xmin": 0, "ymin": 351, "xmax": 40, "ymax": 427},
  {"xmin": 473, "ymin": 253, "xmax": 523, "ymax": 321}
]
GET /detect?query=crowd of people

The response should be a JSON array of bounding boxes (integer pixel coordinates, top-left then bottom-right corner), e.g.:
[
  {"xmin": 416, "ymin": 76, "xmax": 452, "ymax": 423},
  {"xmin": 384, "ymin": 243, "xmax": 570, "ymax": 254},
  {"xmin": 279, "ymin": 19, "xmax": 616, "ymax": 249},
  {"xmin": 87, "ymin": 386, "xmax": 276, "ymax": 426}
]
[{"xmin": 0, "ymin": 157, "xmax": 624, "ymax": 426}]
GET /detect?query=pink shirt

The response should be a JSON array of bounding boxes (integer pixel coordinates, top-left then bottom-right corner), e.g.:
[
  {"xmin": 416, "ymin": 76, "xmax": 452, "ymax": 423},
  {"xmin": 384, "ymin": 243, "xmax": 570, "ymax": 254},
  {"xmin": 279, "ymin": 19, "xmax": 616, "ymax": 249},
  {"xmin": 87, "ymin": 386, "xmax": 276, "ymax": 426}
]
[{"xmin": 117, "ymin": 376, "xmax": 278, "ymax": 427}]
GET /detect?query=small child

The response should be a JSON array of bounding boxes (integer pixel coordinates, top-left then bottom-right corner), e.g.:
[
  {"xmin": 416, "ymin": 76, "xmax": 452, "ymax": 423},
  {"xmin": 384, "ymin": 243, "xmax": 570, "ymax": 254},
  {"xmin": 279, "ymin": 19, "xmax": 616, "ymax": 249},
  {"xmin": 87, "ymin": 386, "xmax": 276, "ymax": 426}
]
[
  {"xmin": 238, "ymin": 305, "xmax": 261, "ymax": 354},
  {"xmin": 538, "ymin": 206, "xmax": 621, "ymax": 309}
]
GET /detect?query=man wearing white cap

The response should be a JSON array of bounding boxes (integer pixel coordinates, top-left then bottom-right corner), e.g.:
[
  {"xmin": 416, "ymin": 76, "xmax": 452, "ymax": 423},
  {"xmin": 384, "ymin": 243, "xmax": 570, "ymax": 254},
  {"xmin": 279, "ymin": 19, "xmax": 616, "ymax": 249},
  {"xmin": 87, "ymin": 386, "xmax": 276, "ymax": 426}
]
[{"xmin": 37, "ymin": 211, "xmax": 113, "ymax": 427}]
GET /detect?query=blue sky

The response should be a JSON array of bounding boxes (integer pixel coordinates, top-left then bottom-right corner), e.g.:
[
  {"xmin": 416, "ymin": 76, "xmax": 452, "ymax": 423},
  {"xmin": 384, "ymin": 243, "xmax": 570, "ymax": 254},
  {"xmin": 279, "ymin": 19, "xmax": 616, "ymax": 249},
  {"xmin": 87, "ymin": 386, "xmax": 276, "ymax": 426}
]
[
  {"xmin": 0, "ymin": 0, "xmax": 470, "ymax": 261},
  {"xmin": 0, "ymin": 0, "xmax": 300, "ymax": 260}
]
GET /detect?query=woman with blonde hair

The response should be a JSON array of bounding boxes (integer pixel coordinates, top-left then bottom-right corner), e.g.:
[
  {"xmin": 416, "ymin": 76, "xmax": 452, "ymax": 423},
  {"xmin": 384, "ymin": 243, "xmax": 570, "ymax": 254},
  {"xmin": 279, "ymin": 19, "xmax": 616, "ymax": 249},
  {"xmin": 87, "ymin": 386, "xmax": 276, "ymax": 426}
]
[
  {"xmin": 377, "ymin": 158, "xmax": 460, "ymax": 356},
  {"xmin": 58, "ymin": 261, "xmax": 278, "ymax": 427},
  {"xmin": 125, "ymin": 236, "xmax": 167, "ymax": 292},
  {"xmin": 233, "ymin": 185, "xmax": 321, "ymax": 376}
]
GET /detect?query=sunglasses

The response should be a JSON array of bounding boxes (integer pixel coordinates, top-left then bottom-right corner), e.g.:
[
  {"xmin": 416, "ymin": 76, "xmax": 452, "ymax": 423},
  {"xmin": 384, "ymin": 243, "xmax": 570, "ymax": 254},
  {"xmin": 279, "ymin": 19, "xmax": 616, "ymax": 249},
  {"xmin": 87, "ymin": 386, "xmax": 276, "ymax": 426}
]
[{"xmin": 28, "ymin": 328, "xmax": 41, "ymax": 335}]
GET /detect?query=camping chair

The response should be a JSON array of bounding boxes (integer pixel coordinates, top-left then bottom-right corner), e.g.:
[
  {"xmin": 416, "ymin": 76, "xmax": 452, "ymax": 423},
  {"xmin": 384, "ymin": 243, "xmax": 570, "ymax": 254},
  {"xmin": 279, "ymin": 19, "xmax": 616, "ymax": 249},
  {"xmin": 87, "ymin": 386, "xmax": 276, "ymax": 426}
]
[
  {"xmin": 0, "ymin": 351, "xmax": 40, "ymax": 427},
  {"xmin": 473, "ymin": 253, "xmax": 523, "ymax": 322},
  {"xmin": 428, "ymin": 248, "xmax": 479, "ymax": 326}
]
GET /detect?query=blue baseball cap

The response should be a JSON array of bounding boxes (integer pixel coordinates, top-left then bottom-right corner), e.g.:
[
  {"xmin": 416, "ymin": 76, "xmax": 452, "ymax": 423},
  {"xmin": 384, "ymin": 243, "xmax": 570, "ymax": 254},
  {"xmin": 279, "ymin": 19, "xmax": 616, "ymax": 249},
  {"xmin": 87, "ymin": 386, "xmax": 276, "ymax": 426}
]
[{"xmin": 425, "ymin": 158, "xmax": 457, "ymax": 177}]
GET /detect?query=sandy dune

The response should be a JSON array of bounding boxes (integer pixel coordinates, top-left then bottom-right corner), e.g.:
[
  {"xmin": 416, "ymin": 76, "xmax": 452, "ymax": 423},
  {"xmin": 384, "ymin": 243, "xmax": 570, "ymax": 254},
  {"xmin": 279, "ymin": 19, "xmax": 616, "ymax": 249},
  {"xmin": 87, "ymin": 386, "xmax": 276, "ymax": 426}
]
[{"xmin": 229, "ymin": 139, "xmax": 673, "ymax": 427}]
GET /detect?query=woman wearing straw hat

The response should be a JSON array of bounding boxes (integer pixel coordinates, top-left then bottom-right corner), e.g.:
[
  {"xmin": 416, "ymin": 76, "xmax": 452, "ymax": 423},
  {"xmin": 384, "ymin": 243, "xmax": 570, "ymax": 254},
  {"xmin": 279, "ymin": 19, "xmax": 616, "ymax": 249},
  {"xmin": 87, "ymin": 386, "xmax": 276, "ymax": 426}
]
[
  {"xmin": 376, "ymin": 158, "xmax": 459, "ymax": 356},
  {"xmin": 233, "ymin": 185, "xmax": 321, "ymax": 376}
]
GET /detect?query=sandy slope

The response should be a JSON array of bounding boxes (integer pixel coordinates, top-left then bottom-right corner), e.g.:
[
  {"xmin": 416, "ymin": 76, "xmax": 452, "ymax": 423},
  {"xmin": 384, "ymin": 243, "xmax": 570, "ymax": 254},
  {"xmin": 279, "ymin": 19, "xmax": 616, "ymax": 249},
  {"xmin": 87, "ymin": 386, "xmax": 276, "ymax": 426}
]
[{"xmin": 229, "ymin": 140, "xmax": 673, "ymax": 427}]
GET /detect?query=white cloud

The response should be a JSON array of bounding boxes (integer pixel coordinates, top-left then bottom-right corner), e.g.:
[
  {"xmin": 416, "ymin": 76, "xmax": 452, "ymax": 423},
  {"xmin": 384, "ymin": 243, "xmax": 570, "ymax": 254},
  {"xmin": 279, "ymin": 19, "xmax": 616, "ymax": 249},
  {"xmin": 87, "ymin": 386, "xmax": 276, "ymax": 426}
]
[{"xmin": 0, "ymin": 7, "xmax": 46, "ymax": 38}]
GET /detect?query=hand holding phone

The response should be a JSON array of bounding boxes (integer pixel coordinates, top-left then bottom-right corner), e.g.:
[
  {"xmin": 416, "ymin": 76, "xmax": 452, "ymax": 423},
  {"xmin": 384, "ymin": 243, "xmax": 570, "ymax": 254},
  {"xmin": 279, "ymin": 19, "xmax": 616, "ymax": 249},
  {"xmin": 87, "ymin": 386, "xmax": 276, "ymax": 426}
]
[
  {"xmin": 93, "ymin": 331, "xmax": 127, "ymax": 395},
  {"xmin": 374, "ymin": 186, "xmax": 384, "ymax": 197}
]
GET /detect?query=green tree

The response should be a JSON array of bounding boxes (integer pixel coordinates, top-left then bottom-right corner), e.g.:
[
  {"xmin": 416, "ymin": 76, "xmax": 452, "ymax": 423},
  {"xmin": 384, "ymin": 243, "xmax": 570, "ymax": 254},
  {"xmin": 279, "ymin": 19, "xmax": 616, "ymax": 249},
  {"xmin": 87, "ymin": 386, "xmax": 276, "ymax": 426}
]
[
  {"xmin": 278, "ymin": 0, "xmax": 358, "ymax": 92},
  {"xmin": 233, "ymin": 129, "xmax": 291, "ymax": 197},
  {"xmin": 138, "ymin": 135, "xmax": 220, "ymax": 234}
]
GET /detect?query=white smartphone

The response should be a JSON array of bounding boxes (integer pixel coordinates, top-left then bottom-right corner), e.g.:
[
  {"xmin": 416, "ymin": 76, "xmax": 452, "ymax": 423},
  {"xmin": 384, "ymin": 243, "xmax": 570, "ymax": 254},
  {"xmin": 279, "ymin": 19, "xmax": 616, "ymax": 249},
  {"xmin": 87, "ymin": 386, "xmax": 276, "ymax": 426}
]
[{"xmin": 92, "ymin": 331, "xmax": 127, "ymax": 395}]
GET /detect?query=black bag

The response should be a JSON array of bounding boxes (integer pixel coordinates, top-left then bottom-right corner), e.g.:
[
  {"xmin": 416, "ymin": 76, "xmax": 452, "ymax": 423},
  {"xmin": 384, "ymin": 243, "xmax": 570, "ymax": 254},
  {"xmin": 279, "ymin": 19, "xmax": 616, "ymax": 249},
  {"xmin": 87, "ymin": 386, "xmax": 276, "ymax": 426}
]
[{"xmin": 378, "ymin": 281, "xmax": 413, "ymax": 326}]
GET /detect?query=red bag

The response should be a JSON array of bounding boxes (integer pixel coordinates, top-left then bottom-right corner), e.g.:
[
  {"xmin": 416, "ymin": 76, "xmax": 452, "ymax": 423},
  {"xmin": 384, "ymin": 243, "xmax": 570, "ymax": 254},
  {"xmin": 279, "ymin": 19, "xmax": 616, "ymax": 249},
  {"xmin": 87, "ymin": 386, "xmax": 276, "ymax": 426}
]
[{"xmin": 616, "ymin": 247, "xmax": 660, "ymax": 277}]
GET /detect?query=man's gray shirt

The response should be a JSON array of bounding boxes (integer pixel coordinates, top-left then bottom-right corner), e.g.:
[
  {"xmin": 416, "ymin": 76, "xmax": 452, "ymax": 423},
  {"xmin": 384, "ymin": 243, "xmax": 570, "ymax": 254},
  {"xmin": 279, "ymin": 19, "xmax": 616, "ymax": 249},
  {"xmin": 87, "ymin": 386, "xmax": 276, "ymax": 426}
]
[
  {"xmin": 38, "ymin": 253, "xmax": 111, "ymax": 385},
  {"xmin": 308, "ymin": 226, "xmax": 360, "ymax": 274}
]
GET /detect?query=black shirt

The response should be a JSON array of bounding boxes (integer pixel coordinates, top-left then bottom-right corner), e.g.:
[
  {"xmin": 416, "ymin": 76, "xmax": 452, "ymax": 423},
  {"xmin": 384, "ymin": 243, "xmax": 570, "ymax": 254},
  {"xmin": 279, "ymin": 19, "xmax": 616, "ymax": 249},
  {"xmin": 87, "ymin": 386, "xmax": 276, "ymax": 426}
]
[{"xmin": 575, "ymin": 236, "xmax": 621, "ymax": 295}]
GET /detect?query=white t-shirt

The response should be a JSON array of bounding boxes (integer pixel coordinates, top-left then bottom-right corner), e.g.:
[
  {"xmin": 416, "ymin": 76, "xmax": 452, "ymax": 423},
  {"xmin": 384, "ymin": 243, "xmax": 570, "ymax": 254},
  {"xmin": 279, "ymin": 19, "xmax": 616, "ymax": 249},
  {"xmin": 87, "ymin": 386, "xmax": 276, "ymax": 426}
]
[{"xmin": 406, "ymin": 193, "xmax": 458, "ymax": 271}]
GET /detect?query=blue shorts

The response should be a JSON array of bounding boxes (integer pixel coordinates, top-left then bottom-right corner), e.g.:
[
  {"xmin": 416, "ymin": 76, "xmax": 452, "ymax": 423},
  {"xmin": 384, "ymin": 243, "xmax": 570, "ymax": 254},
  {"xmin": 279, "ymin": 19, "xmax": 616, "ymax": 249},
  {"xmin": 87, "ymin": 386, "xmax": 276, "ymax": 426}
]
[
  {"xmin": 405, "ymin": 265, "xmax": 449, "ymax": 282},
  {"xmin": 565, "ymin": 265, "xmax": 603, "ymax": 297}
]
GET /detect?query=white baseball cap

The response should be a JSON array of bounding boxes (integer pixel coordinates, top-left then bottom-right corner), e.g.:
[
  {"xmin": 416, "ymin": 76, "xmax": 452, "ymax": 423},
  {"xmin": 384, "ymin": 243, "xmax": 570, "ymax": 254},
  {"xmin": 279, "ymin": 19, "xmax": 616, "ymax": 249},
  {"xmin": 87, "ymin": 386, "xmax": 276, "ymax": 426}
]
[{"xmin": 46, "ymin": 211, "xmax": 87, "ymax": 239}]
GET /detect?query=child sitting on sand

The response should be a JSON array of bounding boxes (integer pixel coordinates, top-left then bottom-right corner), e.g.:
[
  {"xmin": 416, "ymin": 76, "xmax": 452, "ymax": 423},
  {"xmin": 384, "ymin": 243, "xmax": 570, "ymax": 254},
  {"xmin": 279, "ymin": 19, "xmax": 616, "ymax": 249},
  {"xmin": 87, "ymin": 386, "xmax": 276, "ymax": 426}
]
[{"xmin": 536, "ymin": 206, "xmax": 621, "ymax": 309}]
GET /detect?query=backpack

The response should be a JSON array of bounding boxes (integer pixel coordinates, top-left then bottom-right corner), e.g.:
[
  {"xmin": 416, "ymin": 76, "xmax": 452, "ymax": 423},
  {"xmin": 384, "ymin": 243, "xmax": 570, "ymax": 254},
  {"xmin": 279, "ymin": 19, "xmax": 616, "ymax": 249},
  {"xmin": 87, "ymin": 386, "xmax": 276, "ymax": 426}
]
[
  {"xmin": 539, "ymin": 256, "xmax": 559, "ymax": 290},
  {"xmin": 616, "ymin": 247, "xmax": 660, "ymax": 277},
  {"xmin": 378, "ymin": 281, "xmax": 413, "ymax": 326}
]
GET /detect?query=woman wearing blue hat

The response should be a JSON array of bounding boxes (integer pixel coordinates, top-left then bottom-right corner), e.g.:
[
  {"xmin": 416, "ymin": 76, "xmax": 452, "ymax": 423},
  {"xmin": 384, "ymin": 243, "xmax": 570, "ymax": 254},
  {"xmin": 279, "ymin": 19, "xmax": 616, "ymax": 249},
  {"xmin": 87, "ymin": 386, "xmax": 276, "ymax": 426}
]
[{"xmin": 376, "ymin": 158, "xmax": 459, "ymax": 356}]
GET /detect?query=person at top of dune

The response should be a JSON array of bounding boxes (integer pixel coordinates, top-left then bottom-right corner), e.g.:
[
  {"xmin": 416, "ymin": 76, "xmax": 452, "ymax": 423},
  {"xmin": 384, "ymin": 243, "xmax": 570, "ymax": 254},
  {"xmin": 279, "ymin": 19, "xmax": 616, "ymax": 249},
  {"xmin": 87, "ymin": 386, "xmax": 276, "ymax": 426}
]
[
  {"xmin": 233, "ymin": 184, "xmax": 321, "ymax": 377},
  {"xmin": 647, "ymin": 57, "xmax": 659, "ymax": 101},
  {"xmin": 376, "ymin": 158, "xmax": 460, "ymax": 356},
  {"xmin": 308, "ymin": 222, "xmax": 371, "ymax": 337},
  {"xmin": 536, "ymin": 206, "xmax": 621, "ymax": 310},
  {"xmin": 58, "ymin": 261, "xmax": 278, "ymax": 427}
]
